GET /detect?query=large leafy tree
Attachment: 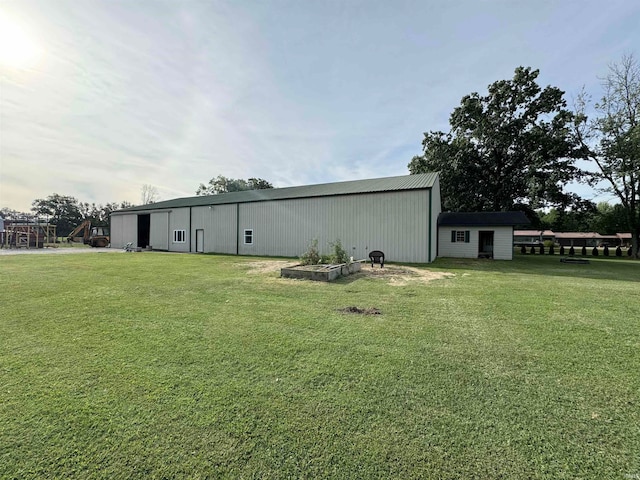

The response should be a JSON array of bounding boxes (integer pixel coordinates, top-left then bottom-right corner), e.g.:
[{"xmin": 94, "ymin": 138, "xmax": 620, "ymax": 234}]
[
  {"xmin": 409, "ymin": 67, "xmax": 581, "ymax": 214},
  {"xmin": 79, "ymin": 201, "xmax": 134, "ymax": 225},
  {"xmin": 31, "ymin": 194, "xmax": 83, "ymax": 237},
  {"xmin": 573, "ymin": 54, "xmax": 640, "ymax": 257},
  {"xmin": 591, "ymin": 201, "xmax": 630, "ymax": 235},
  {"xmin": 196, "ymin": 175, "xmax": 273, "ymax": 196}
]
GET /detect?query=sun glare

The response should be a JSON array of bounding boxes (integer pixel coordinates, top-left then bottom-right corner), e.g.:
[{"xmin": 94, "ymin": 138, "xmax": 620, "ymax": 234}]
[{"xmin": 0, "ymin": 10, "xmax": 43, "ymax": 69}]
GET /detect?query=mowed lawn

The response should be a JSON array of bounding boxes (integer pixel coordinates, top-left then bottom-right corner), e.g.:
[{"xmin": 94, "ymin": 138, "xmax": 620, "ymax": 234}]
[{"xmin": 1, "ymin": 252, "xmax": 639, "ymax": 479}]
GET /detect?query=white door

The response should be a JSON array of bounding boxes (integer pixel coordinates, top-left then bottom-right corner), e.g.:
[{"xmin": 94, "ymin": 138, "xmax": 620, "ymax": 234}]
[{"xmin": 196, "ymin": 229, "xmax": 204, "ymax": 253}]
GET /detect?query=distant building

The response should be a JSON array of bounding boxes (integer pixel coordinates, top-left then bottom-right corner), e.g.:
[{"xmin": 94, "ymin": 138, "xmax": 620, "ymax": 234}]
[{"xmin": 514, "ymin": 230, "xmax": 633, "ymax": 248}]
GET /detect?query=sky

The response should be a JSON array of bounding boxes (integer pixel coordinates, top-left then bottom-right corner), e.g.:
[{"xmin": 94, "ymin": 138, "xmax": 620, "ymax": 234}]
[{"xmin": 1, "ymin": 0, "xmax": 638, "ymax": 212}]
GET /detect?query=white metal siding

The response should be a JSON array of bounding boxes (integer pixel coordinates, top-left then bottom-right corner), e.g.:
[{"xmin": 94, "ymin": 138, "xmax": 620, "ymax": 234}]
[
  {"xmin": 110, "ymin": 214, "xmax": 138, "ymax": 248},
  {"xmin": 191, "ymin": 204, "xmax": 238, "ymax": 254},
  {"xmin": 492, "ymin": 227, "xmax": 514, "ymax": 260},
  {"xmin": 237, "ymin": 190, "xmax": 431, "ymax": 263},
  {"xmin": 168, "ymin": 208, "xmax": 190, "ymax": 252},
  {"xmin": 438, "ymin": 226, "xmax": 514, "ymax": 260},
  {"xmin": 430, "ymin": 178, "xmax": 441, "ymax": 262},
  {"xmin": 150, "ymin": 212, "xmax": 169, "ymax": 250}
]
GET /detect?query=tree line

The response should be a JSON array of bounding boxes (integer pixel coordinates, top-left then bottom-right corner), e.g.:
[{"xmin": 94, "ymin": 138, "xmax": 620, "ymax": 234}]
[
  {"xmin": 1, "ymin": 196, "xmax": 134, "ymax": 238},
  {"xmin": 1, "ymin": 177, "xmax": 273, "ymax": 237},
  {"xmin": 409, "ymin": 54, "xmax": 640, "ymax": 257}
]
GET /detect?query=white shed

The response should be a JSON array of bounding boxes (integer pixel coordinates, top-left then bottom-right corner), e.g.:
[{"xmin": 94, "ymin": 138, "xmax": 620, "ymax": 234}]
[{"xmin": 438, "ymin": 211, "xmax": 530, "ymax": 260}]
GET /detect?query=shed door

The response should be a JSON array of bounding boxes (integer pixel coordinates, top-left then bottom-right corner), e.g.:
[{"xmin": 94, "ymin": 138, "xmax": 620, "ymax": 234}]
[
  {"xmin": 196, "ymin": 229, "xmax": 204, "ymax": 253},
  {"xmin": 479, "ymin": 231, "xmax": 494, "ymax": 257}
]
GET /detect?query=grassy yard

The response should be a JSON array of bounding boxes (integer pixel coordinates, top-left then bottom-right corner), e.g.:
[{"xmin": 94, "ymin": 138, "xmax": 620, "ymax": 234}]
[{"xmin": 1, "ymin": 252, "xmax": 639, "ymax": 479}]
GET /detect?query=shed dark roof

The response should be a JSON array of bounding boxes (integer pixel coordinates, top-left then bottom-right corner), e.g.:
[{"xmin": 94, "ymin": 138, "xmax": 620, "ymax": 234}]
[
  {"xmin": 113, "ymin": 173, "xmax": 439, "ymax": 213},
  {"xmin": 438, "ymin": 211, "xmax": 530, "ymax": 227}
]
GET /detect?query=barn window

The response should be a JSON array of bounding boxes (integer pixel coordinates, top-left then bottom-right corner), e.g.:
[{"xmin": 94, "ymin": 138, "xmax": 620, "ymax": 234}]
[
  {"xmin": 451, "ymin": 230, "xmax": 470, "ymax": 243},
  {"xmin": 244, "ymin": 229, "xmax": 253, "ymax": 245},
  {"xmin": 173, "ymin": 229, "xmax": 186, "ymax": 243}
]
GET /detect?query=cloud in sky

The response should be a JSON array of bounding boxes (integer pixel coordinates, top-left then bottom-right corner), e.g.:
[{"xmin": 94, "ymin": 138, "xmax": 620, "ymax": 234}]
[{"xmin": 1, "ymin": 0, "xmax": 638, "ymax": 211}]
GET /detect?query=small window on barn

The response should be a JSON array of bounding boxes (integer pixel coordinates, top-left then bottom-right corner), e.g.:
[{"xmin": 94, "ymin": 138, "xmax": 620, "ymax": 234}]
[
  {"xmin": 244, "ymin": 229, "xmax": 253, "ymax": 245},
  {"xmin": 451, "ymin": 230, "xmax": 470, "ymax": 243},
  {"xmin": 173, "ymin": 229, "xmax": 186, "ymax": 243}
]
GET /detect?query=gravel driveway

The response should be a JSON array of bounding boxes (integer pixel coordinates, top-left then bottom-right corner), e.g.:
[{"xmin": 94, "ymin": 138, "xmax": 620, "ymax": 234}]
[{"xmin": 0, "ymin": 247, "xmax": 124, "ymax": 256}]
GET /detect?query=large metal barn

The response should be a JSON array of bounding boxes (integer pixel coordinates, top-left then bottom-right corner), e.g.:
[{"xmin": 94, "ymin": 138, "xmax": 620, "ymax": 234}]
[{"xmin": 110, "ymin": 173, "xmax": 441, "ymax": 263}]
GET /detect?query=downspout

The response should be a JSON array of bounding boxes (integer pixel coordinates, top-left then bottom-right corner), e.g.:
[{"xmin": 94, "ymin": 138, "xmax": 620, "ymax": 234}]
[
  {"xmin": 189, "ymin": 207, "xmax": 192, "ymax": 252},
  {"xmin": 236, "ymin": 203, "xmax": 240, "ymax": 255},
  {"xmin": 428, "ymin": 188, "xmax": 433, "ymax": 263}
]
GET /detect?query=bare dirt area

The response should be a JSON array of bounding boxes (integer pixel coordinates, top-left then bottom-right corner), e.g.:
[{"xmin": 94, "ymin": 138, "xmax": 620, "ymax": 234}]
[
  {"xmin": 363, "ymin": 264, "xmax": 455, "ymax": 286},
  {"xmin": 244, "ymin": 260, "xmax": 293, "ymax": 274},
  {"xmin": 246, "ymin": 260, "xmax": 455, "ymax": 286},
  {"xmin": 339, "ymin": 306, "xmax": 382, "ymax": 315}
]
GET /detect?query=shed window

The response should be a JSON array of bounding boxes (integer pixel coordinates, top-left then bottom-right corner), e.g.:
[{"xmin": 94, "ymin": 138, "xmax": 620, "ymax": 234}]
[
  {"xmin": 451, "ymin": 230, "xmax": 470, "ymax": 243},
  {"xmin": 173, "ymin": 229, "xmax": 186, "ymax": 243},
  {"xmin": 244, "ymin": 229, "xmax": 253, "ymax": 245}
]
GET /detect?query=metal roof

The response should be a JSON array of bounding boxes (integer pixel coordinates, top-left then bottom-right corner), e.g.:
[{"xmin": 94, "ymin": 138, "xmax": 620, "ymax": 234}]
[
  {"xmin": 114, "ymin": 173, "xmax": 439, "ymax": 213},
  {"xmin": 438, "ymin": 211, "xmax": 530, "ymax": 227}
]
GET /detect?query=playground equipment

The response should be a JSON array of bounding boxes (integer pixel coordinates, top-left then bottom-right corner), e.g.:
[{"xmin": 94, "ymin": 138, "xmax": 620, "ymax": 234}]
[{"xmin": 0, "ymin": 218, "xmax": 57, "ymax": 249}]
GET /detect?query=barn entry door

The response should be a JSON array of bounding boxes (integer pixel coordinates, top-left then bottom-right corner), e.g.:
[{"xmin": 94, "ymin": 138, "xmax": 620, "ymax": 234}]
[
  {"xmin": 196, "ymin": 229, "xmax": 204, "ymax": 253},
  {"xmin": 478, "ymin": 231, "xmax": 494, "ymax": 258}
]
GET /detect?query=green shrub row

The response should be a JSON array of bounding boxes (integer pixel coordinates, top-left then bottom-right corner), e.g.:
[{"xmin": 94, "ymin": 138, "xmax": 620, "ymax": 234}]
[{"xmin": 519, "ymin": 245, "xmax": 632, "ymax": 257}]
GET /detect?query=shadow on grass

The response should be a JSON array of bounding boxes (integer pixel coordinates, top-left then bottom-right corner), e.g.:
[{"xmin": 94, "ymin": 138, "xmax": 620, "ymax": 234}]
[{"xmin": 429, "ymin": 254, "xmax": 640, "ymax": 283}]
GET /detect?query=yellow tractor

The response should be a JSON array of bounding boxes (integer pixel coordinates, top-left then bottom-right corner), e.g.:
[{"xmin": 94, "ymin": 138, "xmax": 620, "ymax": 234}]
[{"xmin": 67, "ymin": 220, "xmax": 110, "ymax": 247}]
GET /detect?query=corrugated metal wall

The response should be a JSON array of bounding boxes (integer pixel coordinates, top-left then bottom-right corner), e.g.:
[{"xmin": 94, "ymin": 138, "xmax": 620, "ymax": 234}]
[
  {"xmin": 150, "ymin": 212, "xmax": 169, "ymax": 250},
  {"xmin": 237, "ymin": 190, "xmax": 431, "ymax": 263},
  {"xmin": 110, "ymin": 214, "xmax": 138, "ymax": 248},
  {"xmin": 191, "ymin": 204, "xmax": 238, "ymax": 254},
  {"xmin": 167, "ymin": 208, "xmax": 190, "ymax": 253}
]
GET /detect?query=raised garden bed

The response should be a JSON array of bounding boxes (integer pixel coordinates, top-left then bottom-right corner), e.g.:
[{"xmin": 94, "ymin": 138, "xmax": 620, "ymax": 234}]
[
  {"xmin": 281, "ymin": 261, "xmax": 363, "ymax": 282},
  {"xmin": 560, "ymin": 257, "xmax": 590, "ymax": 264}
]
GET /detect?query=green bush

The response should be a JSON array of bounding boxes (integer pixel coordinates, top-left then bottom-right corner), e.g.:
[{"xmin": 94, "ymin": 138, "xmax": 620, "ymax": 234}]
[
  {"xmin": 329, "ymin": 239, "xmax": 350, "ymax": 265},
  {"xmin": 569, "ymin": 246, "xmax": 575, "ymax": 256},
  {"xmin": 549, "ymin": 245, "xmax": 555, "ymax": 255},
  {"xmin": 616, "ymin": 246, "xmax": 622, "ymax": 257},
  {"xmin": 604, "ymin": 246, "xmax": 610, "ymax": 256},
  {"xmin": 300, "ymin": 239, "xmax": 350, "ymax": 265},
  {"xmin": 560, "ymin": 246, "xmax": 565, "ymax": 255},
  {"xmin": 520, "ymin": 245, "xmax": 527, "ymax": 255},
  {"xmin": 581, "ymin": 246, "xmax": 587, "ymax": 256},
  {"xmin": 300, "ymin": 239, "xmax": 321, "ymax": 265},
  {"xmin": 592, "ymin": 247, "xmax": 599, "ymax": 256}
]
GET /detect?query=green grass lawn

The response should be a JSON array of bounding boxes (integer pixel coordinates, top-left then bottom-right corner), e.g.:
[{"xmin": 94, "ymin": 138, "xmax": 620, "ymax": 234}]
[{"xmin": 1, "ymin": 252, "xmax": 639, "ymax": 479}]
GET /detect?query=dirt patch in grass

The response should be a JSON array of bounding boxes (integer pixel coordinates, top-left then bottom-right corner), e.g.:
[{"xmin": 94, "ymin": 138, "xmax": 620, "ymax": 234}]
[
  {"xmin": 362, "ymin": 265, "xmax": 455, "ymax": 286},
  {"xmin": 247, "ymin": 260, "xmax": 454, "ymax": 285},
  {"xmin": 245, "ymin": 260, "xmax": 293, "ymax": 274},
  {"xmin": 339, "ymin": 306, "xmax": 382, "ymax": 315}
]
